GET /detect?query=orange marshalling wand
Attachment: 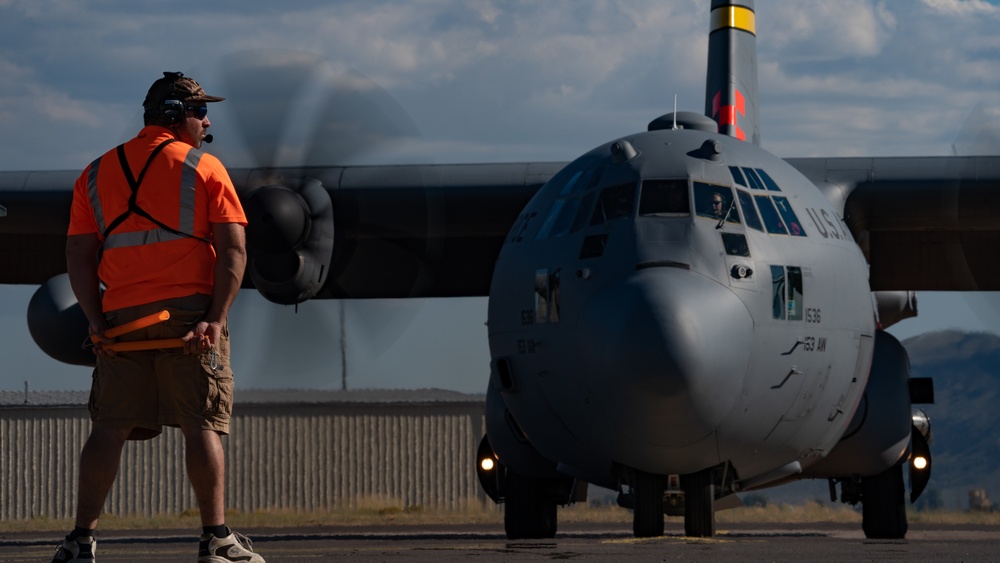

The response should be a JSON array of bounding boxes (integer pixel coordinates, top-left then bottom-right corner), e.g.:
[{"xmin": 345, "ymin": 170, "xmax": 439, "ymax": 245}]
[
  {"xmin": 90, "ymin": 309, "xmax": 199, "ymax": 352},
  {"xmin": 103, "ymin": 309, "xmax": 171, "ymax": 339},
  {"xmin": 105, "ymin": 338, "xmax": 187, "ymax": 352}
]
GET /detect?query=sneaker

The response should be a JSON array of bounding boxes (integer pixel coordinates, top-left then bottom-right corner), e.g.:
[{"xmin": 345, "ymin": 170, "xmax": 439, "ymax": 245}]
[
  {"xmin": 197, "ymin": 529, "xmax": 265, "ymax": 562},
  {"xmin": 51, "ymin": 534, "xmax": 96, "ymax": 562}
]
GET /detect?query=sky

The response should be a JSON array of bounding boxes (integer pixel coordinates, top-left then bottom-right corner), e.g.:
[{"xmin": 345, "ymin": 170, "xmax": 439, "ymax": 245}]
[{"xmin": 1, "ymin": 0, "xmax": 999, "ymax": 393}]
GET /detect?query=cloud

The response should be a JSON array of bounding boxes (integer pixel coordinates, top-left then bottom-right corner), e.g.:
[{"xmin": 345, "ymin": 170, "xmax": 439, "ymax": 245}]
[
  {"xmin": 921, "ymin": 0, "xmax": 1000, "ymax": 16},
  {"xmin": 0, "ymin": 58, "xmax": 101, "ymax": 136},
  {"xmin": 26, "ymin": 86, "xmax": 103, "ymax": 127},
  {"xmin": 0, "ymin": 0, "xmax": 996, "ymax": 167},
  {"xmin": 762, "ymin": 0, "xmax": 896, "ymax": 60}
]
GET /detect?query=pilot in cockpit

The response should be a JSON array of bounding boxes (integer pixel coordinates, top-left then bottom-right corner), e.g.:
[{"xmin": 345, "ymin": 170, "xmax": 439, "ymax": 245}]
[{"xmin": 710, "ymin": 192, "xmax": 727, "ymax": 219}]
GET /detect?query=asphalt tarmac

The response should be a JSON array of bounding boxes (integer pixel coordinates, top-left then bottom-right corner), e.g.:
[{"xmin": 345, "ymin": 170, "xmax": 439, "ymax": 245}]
[{"xmin": 3, "ymin": 522, "xmax": 998, "ymax": 562}]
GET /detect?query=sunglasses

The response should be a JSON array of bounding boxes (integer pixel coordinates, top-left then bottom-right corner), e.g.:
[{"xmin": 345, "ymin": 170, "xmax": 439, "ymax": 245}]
[{"xmin": 185, "ymin": 105, "xmax": 208, "ymax": 119}]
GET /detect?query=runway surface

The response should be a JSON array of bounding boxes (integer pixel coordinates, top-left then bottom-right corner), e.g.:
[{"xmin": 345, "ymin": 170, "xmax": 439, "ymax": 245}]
[{"xmin": 3, "ymin": 522, "xmax": 998, "ymax": 562}]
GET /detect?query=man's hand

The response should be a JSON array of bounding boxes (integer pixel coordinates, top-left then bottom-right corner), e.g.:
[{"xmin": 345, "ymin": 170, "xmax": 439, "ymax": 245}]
[
  {"xmin": 88, "ymin": 319, "xmax": 116, "ymax": 357},
  {"xmin": 182, "ymin": 320, "xmax": 223, "ymax": 355}
]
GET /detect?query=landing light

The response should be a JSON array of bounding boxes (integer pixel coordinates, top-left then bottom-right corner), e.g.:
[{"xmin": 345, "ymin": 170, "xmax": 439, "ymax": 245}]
[
  {"xmin": 480, "ymin": 458, "xmax": 495, "ymax": 472},
  {"xmin": 912, "ymin": 456, "xmax": 928, "ymax": 471}
]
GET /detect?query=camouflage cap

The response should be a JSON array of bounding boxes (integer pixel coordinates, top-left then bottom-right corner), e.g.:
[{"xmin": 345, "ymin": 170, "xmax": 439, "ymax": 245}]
[{"xmin": 142, "ymin": 71, "xmax": 224, "ymax": 110}]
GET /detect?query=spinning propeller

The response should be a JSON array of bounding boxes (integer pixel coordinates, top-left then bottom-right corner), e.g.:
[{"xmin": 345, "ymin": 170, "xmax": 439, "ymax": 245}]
[{"xmin": 206, "ymin": 50, "xmax": 446, "ymax": 388}]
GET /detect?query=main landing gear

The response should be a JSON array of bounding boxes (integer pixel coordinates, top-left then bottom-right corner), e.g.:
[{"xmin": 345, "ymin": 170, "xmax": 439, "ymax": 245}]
[
  {"xmin": 832, "ymin": 460, "xmax": 909, "ymax": 539},
  {"xmin": 475, "ymin": 435, "xmax": 578, "ymax": 539},
  {"xmin": 632, "ymin": 469, "xmax": 665, "ymax": 537},
  {"xmin": 683, "ymin": 468, "xmax": 716, "ymax": 537},
  {"xmin": 861, "ymin": 462, "xmax": 908, "ymax": 539},
  {"xmin": 504, "ymin": 471, "xmax": 559, "ymax": 539}
]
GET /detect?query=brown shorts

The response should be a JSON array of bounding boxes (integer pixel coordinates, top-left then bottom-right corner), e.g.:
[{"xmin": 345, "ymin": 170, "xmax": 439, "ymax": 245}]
[{"xmin": 88, "ymin": 294, "xmax": 234, "ymax": 440}]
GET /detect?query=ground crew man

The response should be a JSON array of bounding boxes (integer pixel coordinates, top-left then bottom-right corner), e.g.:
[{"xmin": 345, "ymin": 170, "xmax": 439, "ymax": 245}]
[{"xmin": 55, "ymin": 71, "xmax": 264, "ymax": 563}]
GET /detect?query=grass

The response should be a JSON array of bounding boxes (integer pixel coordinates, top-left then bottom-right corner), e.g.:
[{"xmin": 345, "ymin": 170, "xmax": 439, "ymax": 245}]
[
  {"xmin": 0, "ymin": 497, "xmax": 505, "ymax": 534},
  {"xmin": 3, "ymin": 499, "xmax": 997, "ymax": 534},
  {"xmin": 717, "ymin": 500, "xmax": 862, "ymax": 524}
]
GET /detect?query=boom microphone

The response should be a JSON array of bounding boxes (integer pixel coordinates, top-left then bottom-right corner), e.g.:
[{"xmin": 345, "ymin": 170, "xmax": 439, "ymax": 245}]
[{"xmin": 203, "ymin": 134, "xmax": 214, "ymax": 144}]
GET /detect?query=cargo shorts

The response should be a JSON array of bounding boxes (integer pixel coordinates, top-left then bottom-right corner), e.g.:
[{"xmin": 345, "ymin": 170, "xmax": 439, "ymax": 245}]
[{"xmin": 88, "ymin": 294, "xmax": 234, "ymax": 441}]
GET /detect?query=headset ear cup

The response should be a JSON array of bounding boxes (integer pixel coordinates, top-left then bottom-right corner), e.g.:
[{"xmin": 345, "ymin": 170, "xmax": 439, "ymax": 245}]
[{"xmin": 161, "ymin": 99, "xmax": 184, "ymax": 125}]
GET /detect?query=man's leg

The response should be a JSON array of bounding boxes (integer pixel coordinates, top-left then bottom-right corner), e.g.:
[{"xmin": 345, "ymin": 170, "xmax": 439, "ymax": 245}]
[
  {"xmin": 74, "ymin": 426, "xmax": 131, "ymax": 529},
  {"xmin": 183, "ymin": 426, "xmax": 226, "ymax": 526}
]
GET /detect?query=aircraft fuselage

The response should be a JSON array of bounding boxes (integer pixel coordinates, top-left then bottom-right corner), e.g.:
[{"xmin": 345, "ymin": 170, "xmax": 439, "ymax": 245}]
[{"xmin": 486, "ymin": 127, "xmax": 876, "ymax": 490}]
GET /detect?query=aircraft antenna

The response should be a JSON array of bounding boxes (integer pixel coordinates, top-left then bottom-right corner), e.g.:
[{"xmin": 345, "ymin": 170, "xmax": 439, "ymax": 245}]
[{"xmin": 673, "ymin": 95, "xmax": 679, "ymax": 130}]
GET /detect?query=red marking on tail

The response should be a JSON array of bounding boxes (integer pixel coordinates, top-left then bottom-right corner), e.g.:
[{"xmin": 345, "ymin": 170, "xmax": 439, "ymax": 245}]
[{"xmin": 712, "ymin": 90, "xmax": 746, "ymax": 140}]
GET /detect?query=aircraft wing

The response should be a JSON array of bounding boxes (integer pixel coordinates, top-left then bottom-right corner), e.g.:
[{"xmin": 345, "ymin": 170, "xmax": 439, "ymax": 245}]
[
  {"xmin": 7, "ymin": 155, "xmax": 1000, "ymax": 297},
  {"xmin": 0, "ymin": 162, "xmax": 564, "ymax": 298},
  {"xmin": 788, "ymin": 155, "xmax": 1000, "ymax": 291}
]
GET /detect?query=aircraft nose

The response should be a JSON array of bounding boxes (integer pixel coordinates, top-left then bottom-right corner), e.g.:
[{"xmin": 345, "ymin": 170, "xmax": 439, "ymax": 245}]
[{"xmin": 578, "ymin": 267, "xmax": 753, "ymax": 449}]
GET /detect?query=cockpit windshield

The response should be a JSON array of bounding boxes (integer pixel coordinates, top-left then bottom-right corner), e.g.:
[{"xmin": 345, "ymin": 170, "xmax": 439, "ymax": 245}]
[
  {"xmin": 694, "ymin": 182, "xmax": 740, "ymax": 225},
  {"xmin": 590, "ymin": 182, "xmax": 637, "ymax": 225},
  {"xmin": 639, "ymin": 179, "xmax": 690, "ymax": 217}
]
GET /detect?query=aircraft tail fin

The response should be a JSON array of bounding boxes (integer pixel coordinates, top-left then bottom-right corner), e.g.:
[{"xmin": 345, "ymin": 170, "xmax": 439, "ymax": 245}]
[{"xmin": 705, "ymin": 0, "xmax": 760, "ymax": 145}]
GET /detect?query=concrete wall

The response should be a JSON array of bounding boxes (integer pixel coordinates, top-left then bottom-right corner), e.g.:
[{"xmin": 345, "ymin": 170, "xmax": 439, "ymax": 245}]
[{"xmin": 0, "ymin": 401, "xmax": 487, "ymax": 520}]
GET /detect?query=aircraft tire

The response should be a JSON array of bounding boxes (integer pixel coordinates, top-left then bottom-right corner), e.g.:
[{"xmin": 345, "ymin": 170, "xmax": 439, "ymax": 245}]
[
  {"xmin": 632, "ymin": 469, "xmax": 665, "ymax": 537},
  {"xmin": 504, "ymin": 471, "xmax": 557, "ymax": 539},
  {"xmin": 683, "ymin": 469, "xmax": 715, "ymax": 537},
  {"xmin": 861, "ymin": 461, "xmax": 908, "ymax": 539}
]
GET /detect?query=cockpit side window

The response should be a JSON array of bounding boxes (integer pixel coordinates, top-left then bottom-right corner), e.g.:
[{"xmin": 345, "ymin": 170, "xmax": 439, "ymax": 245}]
[
  {"xmin": 535, "ymin": 169, "xmax": 597, "ymax": 240},
  {"xmin": 590, "ymin": 182, "xmax": 637, "ymax": 226},
  {"xmin": 571, "ymin": 191, "xmax": 597, "ymax": 233},
  {"xmin": 569, "ymin": 169, "xmax": 602, "ymax": 234},
  {"xmin": 535, "ymin": 198, "xmax": 577, "ymax": 240},
  {"xmin": 729, "ymin": 166, "xmax": 748, "ymax": 188},
  {"xmin": 771, "ymin": 265, "xmax": 804, "ymax": 321},
  {"xmin": 558, "ymin": 170, "xmax": 586, "ymax": 197},
  {"xmin": 742, "ymin": 167, "xmax": 766, "ymax": 190},
  {"xmin": 786, "ymin": 266, "xmax": 803, "ymax": 320},
  {"xmin": 772, "ymin": 196, "xmax": 806, "ymax": 237},
  {"xmin": 694, "ymin": 182, "xmax": 741, "ymax": 225},
  {"xmin": 771, "ymin": 265, "xmax": 786, "ymax": 319},
  {"xmin": 736, "ymin": 189, "xmax": 763, "ymax": 231},
  {"xmin": 754, "ymin": 194, "xmax": 788, "ymax": 235},
  {"xmin": 639, "ymin": 179, "xmax": 690, "ymax": 217},
  {"xmin": 756, "ymin": 168, "xmax": 782, "ymax": 191}
]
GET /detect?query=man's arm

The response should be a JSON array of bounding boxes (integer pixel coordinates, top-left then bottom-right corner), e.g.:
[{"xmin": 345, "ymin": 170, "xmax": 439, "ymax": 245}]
[
  {"xmin": 185, "ymin": 222, "xmax": 247, "ymax": 353},
  {"xmin": 66, "ymin": 233, "xmax": 112, "ymax": 352},
  {"xmin": 207, "ymin": 221, "xmax": 247, "ymax": 325}
]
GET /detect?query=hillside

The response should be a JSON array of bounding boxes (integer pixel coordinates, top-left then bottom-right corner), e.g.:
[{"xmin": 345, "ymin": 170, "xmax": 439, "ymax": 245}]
[{"xmin": 904, "ymin": 330, "xmax": 1000, "ymax": 510}]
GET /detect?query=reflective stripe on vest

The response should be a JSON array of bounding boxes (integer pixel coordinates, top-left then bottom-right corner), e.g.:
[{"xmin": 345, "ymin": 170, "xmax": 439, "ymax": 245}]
[
  {"xmin": 87, "ymin": 147, "xmax": 204, "ymax": 250},
  {"xmin": 86, "ymin": 156, "xmax": 105, "ymax": 233}
]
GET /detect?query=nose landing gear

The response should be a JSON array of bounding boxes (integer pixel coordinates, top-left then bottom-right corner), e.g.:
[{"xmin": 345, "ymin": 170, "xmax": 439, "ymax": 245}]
[{"xmin": 621, "ymin": 465, "xmax": 725, "ymax": 538}]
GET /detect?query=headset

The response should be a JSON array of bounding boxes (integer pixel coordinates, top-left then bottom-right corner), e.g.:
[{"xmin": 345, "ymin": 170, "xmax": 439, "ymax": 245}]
[
  {"xmin": 158, "ymin": 72, "xmax": 186, "ymax": 125},
  {"xmin": 160, "ymin": 99, "xmax": 186, "ymax": 125},
  {"xmin": 144, "ymin": 71, "xmax": 213, "ymax": 142}
]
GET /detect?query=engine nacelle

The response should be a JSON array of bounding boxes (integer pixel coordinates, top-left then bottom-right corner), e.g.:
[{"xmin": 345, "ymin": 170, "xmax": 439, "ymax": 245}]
[
  {"xmin": 873, "ymin": 291, "xmax": 918, "ymax": 329},
  {"xmin": 801, "ymin": 330, "xmax": 911, "ymax": 478},
  {"xmin": 244, "ymin": 178, "xmax": 334, "ymax": 305},
  {"xmin": 27, "ymin": 273, "xmax": 94, "ymax": 367}
]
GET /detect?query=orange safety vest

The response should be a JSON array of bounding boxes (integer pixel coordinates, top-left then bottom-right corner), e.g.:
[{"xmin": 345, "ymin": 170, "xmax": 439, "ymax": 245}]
[{"xmin": 69, "ymin": 126, "xmax": 247, "ymax": 311}]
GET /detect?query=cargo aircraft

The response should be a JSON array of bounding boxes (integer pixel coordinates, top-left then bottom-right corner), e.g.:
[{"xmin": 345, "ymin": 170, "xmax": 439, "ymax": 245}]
[{"xmin": 2, "ymin": 0, "xmax": 999, "ymax": 541}]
